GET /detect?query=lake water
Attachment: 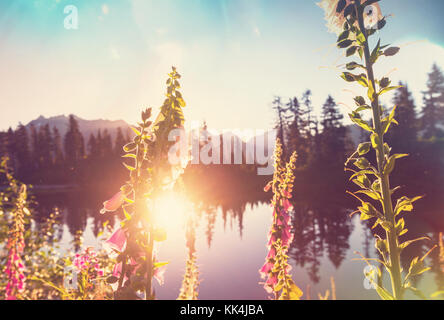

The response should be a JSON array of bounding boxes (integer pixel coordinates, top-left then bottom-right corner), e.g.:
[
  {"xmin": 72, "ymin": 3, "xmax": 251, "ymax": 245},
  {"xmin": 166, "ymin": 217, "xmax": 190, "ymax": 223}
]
[{"xmin": 41, "ymin": 189, "xmax": 443, "ymax": 300}]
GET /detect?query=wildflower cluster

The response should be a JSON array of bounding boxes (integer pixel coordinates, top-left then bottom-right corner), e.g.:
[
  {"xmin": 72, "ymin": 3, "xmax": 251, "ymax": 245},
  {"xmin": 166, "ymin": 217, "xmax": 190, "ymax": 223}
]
[
  {"xmin": 73, "ymin": 247, "xmax": 105, "ymax": 280},
  {"xmin": 260, "ymin": 139, "xmax": 302, "ymax": 300},
  {"xmin": 100, "ymin": 67, "xmax": 187, "ymax": 300},
  {"xmin": 321, "ymin": 0, "xmax": 432, "ymax": 299}
]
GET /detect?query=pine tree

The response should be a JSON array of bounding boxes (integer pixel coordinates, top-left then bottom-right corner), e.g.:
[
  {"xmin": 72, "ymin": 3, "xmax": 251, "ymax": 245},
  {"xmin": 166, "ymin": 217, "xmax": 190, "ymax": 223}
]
[
  {"xmin": 29, "ymin": 124, "xmax": 41, "ymax": 175},
  {"xmin": 272, "ymin": 96, "xmax": 288, "ymax": 155},
  {"xmin": 0, "ymin": 131, "xmax": 8, "ymax": 158},
  {"xmin": 386, "ymin": 83, "xmax": 418, "ymax": 152},
  {"xmin": 114, "ymin": 127, "xmax": 126, "ymax": 156},
  {"xmin": 319, "ymin": 96, "xmax": 347, "ymax": 173},
  {"xmin": 300, "ymin": 90, "xmax": 315, "ymax": 138},
  {"xmin": 38, "ymin": 124, "xmax": 53, "ymax": 169},
  {"xmin": 52, "ymin": 127, "xmax": 64, "ymax": 165},
  {"xmin": 286, "ymin": 96, "xmax": 309, "ymax": 167},
  {"xmin": 101, "ymin": 129, "xmax": 113, "ymax": 157},
  {"xmin": 96, "ymin": 130, "xmax": 103, "ymax": 158},
  {"xmin": 6, "ymin": 127, "xmax": 17, "ymax": 171},
  {"xmin": 321, "ymin": 95, "xmax": 343, "ymax": 130},
  {"xmin": 88, "ymin": 133, "xmax": 98, "ymax": 159},
  {"xmin": 13, "ymin": 124, "xmax": 31, "ymax": 179},
  {"xmin": 421, "ymin": 63, "xmax": 444, "ymax": 139},
  {"xmin": 64, "ymin": 115, "xmax": 85, "ymax": 168}
]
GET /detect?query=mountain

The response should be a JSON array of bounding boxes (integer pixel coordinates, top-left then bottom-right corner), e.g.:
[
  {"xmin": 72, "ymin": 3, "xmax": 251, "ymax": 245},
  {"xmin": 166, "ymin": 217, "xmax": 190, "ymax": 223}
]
[{"xmin": 25, "ymin": 115, "xmax": 132, "ymax": 142}]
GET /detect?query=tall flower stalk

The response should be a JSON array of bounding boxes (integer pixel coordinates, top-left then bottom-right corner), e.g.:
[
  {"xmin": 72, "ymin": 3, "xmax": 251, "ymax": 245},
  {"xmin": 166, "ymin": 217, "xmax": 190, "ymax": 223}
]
[
  {"xmin": 178, "ymin": 216, "xmax": 200, "ymax": 300},
  {"xmin": 1, "ymin": 158, "xmax": 28, "ymax": 300},
  {"xmin": 101, "ymin": 67, "xmax": 187, "ymax": 300},
  {"xmin": 321, "ymin": 0, "xmax": 431, "ymax": 299},
  {"xmin": 260, "ymin": 139, "xmax": 302, "ymax": 300}
]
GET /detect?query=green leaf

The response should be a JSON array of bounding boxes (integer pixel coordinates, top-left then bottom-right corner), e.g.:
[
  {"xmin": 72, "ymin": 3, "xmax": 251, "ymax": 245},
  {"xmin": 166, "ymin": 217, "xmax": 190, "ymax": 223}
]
[
  {"xmin": 122, "ymin": 154, "xmax": 137, "ymax": 159},
  {"xmin": 123, "ymin": 207, "xmax": 132, "ymax": 220},
  {"xmin": 354, "ymin": 157, "xmax": 371, "ymax": 170},
  {"xmin": 346, "ymin": 46, "xmax": 358, "ymax": 57},
  {"xmin": 341, "ymin": 72, "xmax": 356, "ymax": 82},
  {"xmin": 407, "ymin": 256, "xmax": 430, "ymax": 277},
  {"xmin": 337, "ymin": 30, "xmax": 349, "ymax": 43},
  {"xmin": 381, "ymin": 106, "xmax": 399, "ymax": 134},
  {"xmin": 338, "ymin": 39, "xmax": 353, "ymax": 49},
  {"xmin": 123, "ymin": 142, "xmax": 137, "ymax": 152},
  {"xmin": 367, "ymin": 82, "xmax": 375, "ymax": 101},
  {"xmin": 375, "ymin": 237, "xmax": 388, "ymax": 255},
  {"xmin": 379, "ymin": 77, "xmax": 390, "ymax": 88},
  {"xmin": 353, "ymin": 174, "xmax": 371, "ymax": 189},
  {"xmin": 371, "ymin": 133, "xmax": 380, "ymax": 149},
  {"xmin": 383, "ymin": 154, "xmax": 398, "ymax": 176},
  {"xmin": 354, "ymin": 96, "xmax": 366, "ymax": 106},
  {"xmin": 154, "ymin": 261, "xmax": 170, "ymax": 269},
  {"xmin": 376, "ymin": 285, "xmax": 395, "ymax": 300},
  {"xmin": 346, "ymin": 62, "xmax": 364, "ymax": 71},
  {"xmin": 349, "ymin": 115, "xmax": 374, "ymax": 132},
  {"xmin": 358, "ymin": 47, "xmax": 364, "ymax": 59},
  {"xmin": 141, "ymin": 108, "xmax": 152, "ymax": 122},
  {"xmin": 120, "ymin": 184, "xmax": 133, "ymax": 194},
  {"xmin": 349, "ymin": 170, "xmax": 376, "ymax": 181},
  {"xmin": 356, "ymin": 105, "xmax": 371, "ymax": 112},
  {"xmin": 131, "ymin": 126, "xmax": 142, "ymax": 136},
  {"xmin": 336, "ymin": 0, "xmax": 347, "ymax": 13},
  {"xmin": 343, "ymin": 4, "xmax": 355, "ymax": 17},
  {"xmin": 395, "ymin": 218, "xmax": 405, "ymax": 236},
  {"xmin": 377, "ymin": 18, "xmax": 386, "ymax": 30},
  {"xmin": 356, "ymin": 32, "xmax": 366, "ymax": 45},
  {"xmin": 123, "ymin": 162, "xmax": 136, "ymax": 171},
  {"xmin": 384, "ymin": 47, "xmax": 400, "ymax": 56},
  {"xmin": 379, "ymin": 85, "xmax": 402, "ymax": 96},
  {"xmin": 358, "ymin": 202, "xmax": 380, "ymax": 220},
  {"xmin": 370, "ymin": 39, "xmax": 381, "ymax": 64},
  {"xmin": 394, "ymin": 196, "xmax": 424, "ymax": 216},
  {"xmin": 399, "ymin": 237, "xmax": 430, "ymax": 251},
  {"xmin": 357, "ymin": 142, "xmax": 371, "ymax": 155},
  {"xmin": 355, "ymin": 190, "xmax": 380, "ymax": 201},
  {"xmin": 355, "ymin": 74, "xmax": 369, "ymax": 88},
  {"xmin": 288, "ymin": 283, "xmax": 303, "ymax": 300}
]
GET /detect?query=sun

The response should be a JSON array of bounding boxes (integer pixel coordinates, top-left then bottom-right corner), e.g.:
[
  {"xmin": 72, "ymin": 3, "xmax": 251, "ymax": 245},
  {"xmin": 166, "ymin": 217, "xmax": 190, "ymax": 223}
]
[{"xmin": 150, "ymin": 191, "xmax": 191, "ymax": 237}]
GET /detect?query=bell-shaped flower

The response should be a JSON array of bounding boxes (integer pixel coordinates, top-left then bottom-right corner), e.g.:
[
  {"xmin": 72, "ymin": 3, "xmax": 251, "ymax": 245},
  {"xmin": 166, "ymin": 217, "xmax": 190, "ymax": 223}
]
[
  {"xmin": 105, "ymin": 228, "xmax": 127, "ymax": 253},
  {"xmin": 259, "ymin": 261, "xmax": 274, "ymax": 278},
  {"xmin": 100, "ymin": 191, "xmax": 125, "ymax": 214},
  {"xmin": 264, "ymin": 274, "xmax": 278, "ymax": 294}
]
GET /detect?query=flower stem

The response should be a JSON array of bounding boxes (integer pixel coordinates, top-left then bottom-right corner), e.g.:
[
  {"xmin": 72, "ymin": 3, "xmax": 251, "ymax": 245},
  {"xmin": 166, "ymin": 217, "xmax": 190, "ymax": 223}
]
[{"xmin": 355, "ymin": 1, "xmax": 403, "ymax": 300}]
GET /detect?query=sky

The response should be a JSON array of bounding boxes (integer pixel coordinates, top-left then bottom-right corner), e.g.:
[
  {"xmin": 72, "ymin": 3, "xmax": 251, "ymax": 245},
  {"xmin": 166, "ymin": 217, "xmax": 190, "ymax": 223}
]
[{"xmin": 0, "ymin": 0, "xmax": 444, "ymax": 131}]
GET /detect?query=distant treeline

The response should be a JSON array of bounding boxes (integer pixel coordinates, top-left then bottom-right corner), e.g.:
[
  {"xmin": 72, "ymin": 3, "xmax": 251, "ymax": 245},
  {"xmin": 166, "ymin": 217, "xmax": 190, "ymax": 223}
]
[
  {"xmin": 0, "ymin": 115, "xmax": 131, "ymax": 189},
  {"xmin": 0, "ymin": 64, "xmax": 443, "ymax": 200},
  {"xmin": 270, "ymin": 63, "xmax": 444, "ymax": 198}
]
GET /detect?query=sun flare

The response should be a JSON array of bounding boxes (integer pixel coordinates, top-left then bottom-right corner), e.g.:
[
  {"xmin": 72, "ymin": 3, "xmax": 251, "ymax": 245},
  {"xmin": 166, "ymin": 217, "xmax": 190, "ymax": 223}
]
[{"xmin": 151, "ymin": 191, "xmax": 191, "ymax": 237}]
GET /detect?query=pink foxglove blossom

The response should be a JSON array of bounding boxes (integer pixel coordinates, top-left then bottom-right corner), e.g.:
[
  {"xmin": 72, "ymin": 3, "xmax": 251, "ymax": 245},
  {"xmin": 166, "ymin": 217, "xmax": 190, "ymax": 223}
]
[{"xmin": 100, "ymin": 191, "xmax": 125, "ymax": 214}]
